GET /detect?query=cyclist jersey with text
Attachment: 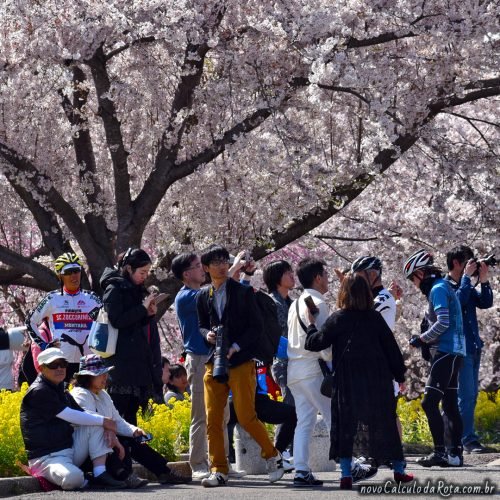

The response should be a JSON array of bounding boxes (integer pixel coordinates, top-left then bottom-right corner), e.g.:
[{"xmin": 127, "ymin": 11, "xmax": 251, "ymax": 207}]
[{"xmin": 26, "ymin": 289, "xmax": 102, "ymax": 363}]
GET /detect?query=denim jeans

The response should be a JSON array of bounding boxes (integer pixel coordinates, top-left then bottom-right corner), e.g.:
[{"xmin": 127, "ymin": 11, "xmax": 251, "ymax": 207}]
[{"xmin": 458, "ymin": 349, "xmax": 481, "ymax": 445}]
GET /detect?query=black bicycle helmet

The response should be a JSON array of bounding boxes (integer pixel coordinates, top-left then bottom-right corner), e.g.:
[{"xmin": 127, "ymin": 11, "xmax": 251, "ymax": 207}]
[{"xmin": 351, "ymin": 256, "xmax": 383, "ymax": 273}]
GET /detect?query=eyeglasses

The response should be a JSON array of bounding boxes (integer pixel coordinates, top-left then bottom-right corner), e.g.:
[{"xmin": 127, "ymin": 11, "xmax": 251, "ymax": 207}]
[
  {"xmin": 61, "ymin": 268, "xmax": 81, "ymax": 276},
  {"xmin": 45, "ymin": 360, "xmax": 69, "ymax": 370},
  {"xmin": 185, "ymin": 263, "xmax": 202, "ymax": 271},
  {"xmin": 209, "ymin": 259, "xmax": 229, "ymax": 266}
]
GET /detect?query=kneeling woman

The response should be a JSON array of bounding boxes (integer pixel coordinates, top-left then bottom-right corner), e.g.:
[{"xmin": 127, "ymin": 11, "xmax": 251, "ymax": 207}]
[
  {"xmin": 71, "ymin": 354, "xmax": 190, "ymax": 486},
  {"xmin": 304, "ymin": 274, "xmax": 414, "ymax": 490}
]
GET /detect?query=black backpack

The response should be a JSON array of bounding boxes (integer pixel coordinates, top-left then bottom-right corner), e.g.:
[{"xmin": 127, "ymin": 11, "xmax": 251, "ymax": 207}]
[{"xmin": 252, "ymin": 290, "xmax": 282, "ymax": 364}]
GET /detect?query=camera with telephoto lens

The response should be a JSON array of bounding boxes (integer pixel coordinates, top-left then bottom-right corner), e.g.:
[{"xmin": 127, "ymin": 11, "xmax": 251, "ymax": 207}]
[
  {"xmin": 212, "ymin": 325, "xmax": 229, "ymax": 383},
  {"xmin": 471, "ymin": 254, "xmax": 497, "ymax": 277}
]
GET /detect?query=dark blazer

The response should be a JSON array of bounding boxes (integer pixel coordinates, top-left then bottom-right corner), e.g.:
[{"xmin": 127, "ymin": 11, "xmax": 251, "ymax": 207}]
[
  {"xmin": 196, "ymin": 278, "xmax": 263, "ymax": 367},
  {"xmin": 99, "ymin": 267, "xmax": 154, "ymax": 388}
]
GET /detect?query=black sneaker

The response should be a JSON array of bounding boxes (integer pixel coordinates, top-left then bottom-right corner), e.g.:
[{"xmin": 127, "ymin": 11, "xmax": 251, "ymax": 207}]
[
  {"xmin": 416, "ymin": 452, "xmax": 448, "ymax": 467},
  {"xmin": 351, "ymin": 463, "xmax": 378, "ymax": 483},
  {"xmin": 293, "ymin": 471, "xmax": 323, "ymax": 487},
  {"xmin": 125, "ymin": 472, "xmax": 149, "ymax": 489},
  {"xmin": 464, "ymin": 441, "xmax": 486, "ymax": 454},
  {"xmin": 91, "ymin": 471, "xmax": 127, "ymax": 489},
  {"xmin": 157, "ymin": 469, "xmax": 192, "ymax": 484}
]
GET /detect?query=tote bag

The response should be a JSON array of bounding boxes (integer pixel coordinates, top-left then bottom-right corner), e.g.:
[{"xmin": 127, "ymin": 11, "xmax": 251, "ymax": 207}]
[{"xmin": 88, "ymin": 308, "xmax": 118, "ymax": 358}]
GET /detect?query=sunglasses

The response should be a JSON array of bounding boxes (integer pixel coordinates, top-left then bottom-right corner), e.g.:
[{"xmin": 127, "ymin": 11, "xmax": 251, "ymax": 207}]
[
  {"xmin": 61, "ymin": 268, "xmax": 81, "ymax": 276},
  {"xmin": 45, "ymin": 360, "xmax": 69, "ymax": 370}
]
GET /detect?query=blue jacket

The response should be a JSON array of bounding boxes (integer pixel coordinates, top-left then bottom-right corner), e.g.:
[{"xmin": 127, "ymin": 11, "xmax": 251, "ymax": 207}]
[
  {"xmin": 427, "ymin": 278, "xmax": 465, "ymax": 356},
  {"xmin": 445, "ymin": 275, "xmax": 493, "ymax": 354},
  {"xmin": 175, "ymin": 286, "xmax": 210, "ymax": 355}
]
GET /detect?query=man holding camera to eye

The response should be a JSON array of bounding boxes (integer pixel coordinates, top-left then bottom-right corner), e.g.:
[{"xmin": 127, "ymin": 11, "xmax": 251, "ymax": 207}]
[
  {"xmin": 196, "ymin": 244, "xmax": 284, "ymax": 488},
  {"xmin": 445, "ymin": 245, "xmax": 494, "ymax": 454}
]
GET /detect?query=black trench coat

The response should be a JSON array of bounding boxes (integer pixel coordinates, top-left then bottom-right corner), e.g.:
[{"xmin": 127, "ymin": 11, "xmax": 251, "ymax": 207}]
[{"xmin": 305, "ymin": 308, "xmax": 406, "ymax": 461}]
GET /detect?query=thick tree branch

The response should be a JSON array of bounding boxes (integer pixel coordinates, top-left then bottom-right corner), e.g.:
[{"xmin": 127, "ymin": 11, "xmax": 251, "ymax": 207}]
[
  {"xmin": 315, "ymin": 234, "xmax": 378, "ymax": 242},
  {"xmin": 251, "ymin": 78, "xmax": 500, "ymax": 259},
  {"xmin": 123, "ymin": 5, "xmax": 227, "ymax": 249},
  {"xmin": 346, "ymin": 31, "xmax": 417, "ymax": 49},
  {"xmin": 0, "ymin": 273, "xmax": 55, "ymax": 291},
  {"xmin": 86, "ymin": 45, "xmax": 132, "ymax": 229},
  {"xmin": 252, "ymin": 127, "xmax": 431, "ymax": 260},
  {"xmin": 0, "ymin": 146, "xmax": 69, "ymax": 258},
  {"xmin": 0, "ymin": 245, "xmax": 58, "ymax": 290},
  {"xmin": 0, "ymin": 142, "xmax": 110, "ymax": 275},
  {"xmin": 59, "ymin": 65, "xmax": 114, "ymax": 260},
  {"xmin": 431, "ymin": 84, "xmax": 500, "ymax": 111},
  {"xmin": 133, "ymin": 105, "xmax": 274, "ymax": 234},
  {"xmin": 464, "ymin": 77, "xmax": 500, "ymax": 91}
]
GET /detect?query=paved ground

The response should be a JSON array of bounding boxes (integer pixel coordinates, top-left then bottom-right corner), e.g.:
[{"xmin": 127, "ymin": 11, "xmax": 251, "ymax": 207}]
[{"xmin": 6, "ymin": 454, "xmax": 500, "ymax": 499}]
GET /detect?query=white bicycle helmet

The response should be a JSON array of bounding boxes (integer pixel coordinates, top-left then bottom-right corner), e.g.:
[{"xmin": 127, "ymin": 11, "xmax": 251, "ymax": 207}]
[{"xmin": 403, "ymin": 249, "xmax": 434, "ymax": 279}]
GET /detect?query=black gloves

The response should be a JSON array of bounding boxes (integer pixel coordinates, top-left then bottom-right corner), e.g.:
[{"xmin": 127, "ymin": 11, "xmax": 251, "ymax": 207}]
[{"xmin": 409, "ymin": 335, "xmax": 424, "ymax": 348}]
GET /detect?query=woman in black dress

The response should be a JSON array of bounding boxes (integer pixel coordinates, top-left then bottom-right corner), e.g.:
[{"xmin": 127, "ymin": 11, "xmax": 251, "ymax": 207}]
[{"xmin": 304, "ymin": 274, "xmax": 414, "ymax": 489}]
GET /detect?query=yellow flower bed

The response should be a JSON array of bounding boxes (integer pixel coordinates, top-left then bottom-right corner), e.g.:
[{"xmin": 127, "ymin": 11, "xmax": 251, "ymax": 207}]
[
  {"xmin": 0, "ymin": 386, "xmax": 498, "ymax": 477},
  {"xmin": 0, "ymin": 385, "xmax": 28, "ymax": 477},
  {"xmin": 138, "ymin": 394, "xmax": 191, "ymax": 461},
  {"xmin": 397, "ymin": 389, "xmax": 500, "ymax": 444},
  {"xmin": 397, "ymin": 396, "xmax": 432, "ymax": 444}
]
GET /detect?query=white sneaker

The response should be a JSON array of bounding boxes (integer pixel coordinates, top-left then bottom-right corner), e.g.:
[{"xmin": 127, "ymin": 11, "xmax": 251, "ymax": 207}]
[
  {"xmin": 228, "ymin": 464, "xmax": 247, "ymax": 478},
  {"xmin": 266, "ymin": 452, "xmax": 285, "ymax": 483},
  {"xmin": 447, "ymin": 454, "xmax": 463, "ymax": 467},
  {"xmin": 192, "ymin": 469, "xmax": 210, "ymax": 480},
  {"xmin": 201, "ymin": 472, "xmax": 228, "ymax": 488}
]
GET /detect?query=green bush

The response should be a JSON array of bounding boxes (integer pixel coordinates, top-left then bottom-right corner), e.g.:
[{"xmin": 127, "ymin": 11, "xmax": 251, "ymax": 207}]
[
  {"xmin": 397, "ymin": 389, "xmax": 500, "ymax": 444},
  {"xmin": 474, "ymin": 390, "xmax": 500, "ymax": 444}
]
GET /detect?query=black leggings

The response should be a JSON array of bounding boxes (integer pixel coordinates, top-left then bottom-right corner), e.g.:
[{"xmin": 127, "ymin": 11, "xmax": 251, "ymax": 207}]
[
  {"xmin": 228, "ymin": 393, "xmax": 297, "ymax": 457},
  {"xmin": 421, "ymin": 351, "xmax": 463, "ymax": 452},
  {"xmin": 106, "ymin": 437, "xmax": 170, "ymax": 479}
]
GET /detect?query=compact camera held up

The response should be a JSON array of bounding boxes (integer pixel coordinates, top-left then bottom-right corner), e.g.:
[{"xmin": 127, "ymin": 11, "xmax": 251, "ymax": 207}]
[{"xmin": 212, "ymin": 325, "xmax": 229, "ymax": 383}]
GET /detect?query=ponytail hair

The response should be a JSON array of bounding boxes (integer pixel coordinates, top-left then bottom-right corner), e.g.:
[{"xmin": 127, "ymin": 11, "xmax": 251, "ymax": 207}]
[{"xmin": 117, "ymin": 248, "xmax": 152, "ymax": 275}]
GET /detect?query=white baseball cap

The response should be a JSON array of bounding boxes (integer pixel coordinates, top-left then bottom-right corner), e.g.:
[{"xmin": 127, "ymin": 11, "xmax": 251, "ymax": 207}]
[{"xmin": 37, "ymin": 347, "xmax": 68, "ymax": 366}]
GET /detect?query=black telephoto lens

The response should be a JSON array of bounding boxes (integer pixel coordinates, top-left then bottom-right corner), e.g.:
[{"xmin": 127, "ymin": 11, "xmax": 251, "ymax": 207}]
[{"xmin": 212, "ymin": 325, "xmax": 229, "ymax": 383}]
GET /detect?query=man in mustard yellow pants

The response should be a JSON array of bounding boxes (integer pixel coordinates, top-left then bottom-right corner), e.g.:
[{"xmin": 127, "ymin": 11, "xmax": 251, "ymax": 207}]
[{"xmin": 197, "ymin": 244, "xmax": 284, "ymax": 488}]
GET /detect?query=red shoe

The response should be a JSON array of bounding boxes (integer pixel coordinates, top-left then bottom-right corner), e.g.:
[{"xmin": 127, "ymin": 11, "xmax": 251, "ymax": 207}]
[
  {"xmin": 394, "ymin": 472, "xmax": 414, "ymax": 484},
  {"xmin": 340, "ymin": 477, "xmax": 353, "ymax": 490}
]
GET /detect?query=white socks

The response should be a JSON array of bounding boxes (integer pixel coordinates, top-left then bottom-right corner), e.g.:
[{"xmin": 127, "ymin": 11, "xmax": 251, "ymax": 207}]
[{"xmin": 93, "ymin": 465, "xmax": 106, "ymax": 477}]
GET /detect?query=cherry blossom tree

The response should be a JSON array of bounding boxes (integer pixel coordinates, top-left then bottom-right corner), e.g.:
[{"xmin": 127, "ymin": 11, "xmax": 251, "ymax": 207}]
[{"xmin": 0, "ymin": 1, "xmax": 498, "ymax": 387}]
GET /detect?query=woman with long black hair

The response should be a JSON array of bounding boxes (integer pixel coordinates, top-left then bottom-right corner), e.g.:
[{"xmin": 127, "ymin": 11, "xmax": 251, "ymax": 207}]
[
  {"xmin": 99, "ymin": 248, "xmax": 160, "ymax": 426},
  {"xmin": 304, "ymin": 274, "xmax": 414, "ymax": 490}
]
